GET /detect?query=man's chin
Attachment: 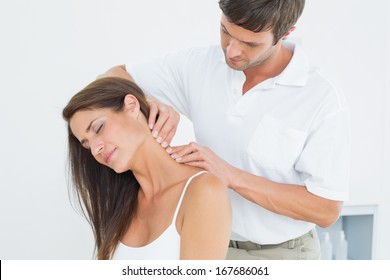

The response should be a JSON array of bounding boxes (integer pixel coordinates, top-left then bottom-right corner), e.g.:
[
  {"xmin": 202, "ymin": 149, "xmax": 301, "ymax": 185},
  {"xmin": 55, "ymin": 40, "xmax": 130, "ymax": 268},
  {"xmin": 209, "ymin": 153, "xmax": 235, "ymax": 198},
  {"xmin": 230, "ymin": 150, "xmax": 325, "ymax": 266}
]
[{"xmin": 226, "ymin": 60, "xmax": 248, "ymax": 71}]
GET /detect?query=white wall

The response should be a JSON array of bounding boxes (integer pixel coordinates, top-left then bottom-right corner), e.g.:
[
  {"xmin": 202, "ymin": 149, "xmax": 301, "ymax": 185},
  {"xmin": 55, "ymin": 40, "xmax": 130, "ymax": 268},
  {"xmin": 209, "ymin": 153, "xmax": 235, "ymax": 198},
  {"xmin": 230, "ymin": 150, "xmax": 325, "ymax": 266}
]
[
  {"xmin": 0, "ymin": 0, "xmax": 389, "ymax": 259},
  {"xmin": 296, "ymin": 0, "xmax": 388, "ymax": 204},
  {"xmin": 376, "ymin": 0, "xmax": 390, "ymax": 260}
]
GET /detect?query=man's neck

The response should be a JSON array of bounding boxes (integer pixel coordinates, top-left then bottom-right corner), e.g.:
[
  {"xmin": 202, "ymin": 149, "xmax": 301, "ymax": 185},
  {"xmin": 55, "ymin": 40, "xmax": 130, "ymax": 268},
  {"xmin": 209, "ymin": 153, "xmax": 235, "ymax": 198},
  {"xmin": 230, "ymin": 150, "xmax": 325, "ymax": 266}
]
[{"xmin": 242, "ymin": 44, "xmax": 293, "ymax": 94}]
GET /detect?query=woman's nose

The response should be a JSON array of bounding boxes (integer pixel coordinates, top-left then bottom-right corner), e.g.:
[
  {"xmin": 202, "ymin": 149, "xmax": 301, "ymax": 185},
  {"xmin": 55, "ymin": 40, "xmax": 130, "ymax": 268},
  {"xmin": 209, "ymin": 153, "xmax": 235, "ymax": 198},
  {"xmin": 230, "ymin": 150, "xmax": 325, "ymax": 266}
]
[{"xmin": 90, "ymin": 141, "xmax": 104, "ymax": 157}]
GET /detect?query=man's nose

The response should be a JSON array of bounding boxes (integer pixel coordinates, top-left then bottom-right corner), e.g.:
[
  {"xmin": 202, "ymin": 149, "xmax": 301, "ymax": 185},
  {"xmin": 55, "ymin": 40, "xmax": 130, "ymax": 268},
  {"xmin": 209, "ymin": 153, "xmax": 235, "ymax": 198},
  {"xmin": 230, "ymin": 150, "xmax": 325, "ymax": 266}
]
[{"xmin": 226, "ymin": 39, "xmax": 242, "ymax": 58}]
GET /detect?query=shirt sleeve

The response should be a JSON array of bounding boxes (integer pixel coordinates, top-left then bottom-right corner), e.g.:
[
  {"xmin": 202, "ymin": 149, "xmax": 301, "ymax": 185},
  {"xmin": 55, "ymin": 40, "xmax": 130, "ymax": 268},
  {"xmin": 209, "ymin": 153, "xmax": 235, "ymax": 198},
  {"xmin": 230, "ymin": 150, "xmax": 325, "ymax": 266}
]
[
  {"xmin": 295, "ymin": 108, "xmax": 351, "ymax": 201},
  {"xmin": 126, "ymin": 49, "xmax": 192, "ymax": 117}
]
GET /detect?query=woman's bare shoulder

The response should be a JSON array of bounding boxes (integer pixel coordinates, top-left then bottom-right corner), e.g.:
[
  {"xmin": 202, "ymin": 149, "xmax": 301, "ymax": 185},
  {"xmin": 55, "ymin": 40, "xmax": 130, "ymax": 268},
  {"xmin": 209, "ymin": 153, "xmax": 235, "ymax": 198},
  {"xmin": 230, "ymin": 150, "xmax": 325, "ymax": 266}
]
[
  {"xmin": 190, "ymin": 172, "xmax": 227, "ymax": 192},
  {"xmin": 179, "ymin": 172, "xmax": 231, "ymax": 259},
  {"xmin": 184, "ymin": 172, "xmax": 229, "ymax": 204}
]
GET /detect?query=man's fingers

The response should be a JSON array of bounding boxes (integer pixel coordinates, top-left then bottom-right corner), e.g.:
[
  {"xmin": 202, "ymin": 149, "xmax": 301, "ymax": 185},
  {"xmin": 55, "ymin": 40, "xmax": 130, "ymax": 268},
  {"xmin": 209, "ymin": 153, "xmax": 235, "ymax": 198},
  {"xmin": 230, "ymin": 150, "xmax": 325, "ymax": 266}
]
[
  {"xmin": 158, "ymin": 116, "xmax": 178, "ymax": 145},
  {"xmin": 175, "ymin": 151, "xmax": 201, "ymax": 163},
  {"xmin": 146, "ymin": 97, "xmax": 180, "ymax": 146},
  {"xmin": 167, "ymin": 145, "xmax": 185, "ymax": 155},
  {"xmin": 171, "ymin": 142, "xmax": 200, "ymax": 160},
  {"xmin": 148, "ymin": 103, "xmax": 159, "ymax": 131},
  {"xmin": 152, "ymin": 110, "xmax": 170, "ymax": 143},
  {"xmin": 161, "ymin": 128, "xmax": 177, "ymax": 148}
]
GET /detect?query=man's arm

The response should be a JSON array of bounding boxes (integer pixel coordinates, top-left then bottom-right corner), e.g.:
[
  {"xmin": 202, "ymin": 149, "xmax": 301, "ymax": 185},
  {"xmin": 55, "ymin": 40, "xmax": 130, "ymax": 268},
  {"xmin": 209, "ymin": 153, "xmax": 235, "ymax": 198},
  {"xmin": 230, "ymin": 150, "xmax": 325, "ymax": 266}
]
[
  {"xmin": 230, "ymin": 167, "xmax": 342, "ymax": 228},
  {"xmin": 98, "ymin": 65, "xmax": 180, "ymax": 146},
  {"xmin": 170, "ymin": 142, "xmax": 342, "ymax": 228}
]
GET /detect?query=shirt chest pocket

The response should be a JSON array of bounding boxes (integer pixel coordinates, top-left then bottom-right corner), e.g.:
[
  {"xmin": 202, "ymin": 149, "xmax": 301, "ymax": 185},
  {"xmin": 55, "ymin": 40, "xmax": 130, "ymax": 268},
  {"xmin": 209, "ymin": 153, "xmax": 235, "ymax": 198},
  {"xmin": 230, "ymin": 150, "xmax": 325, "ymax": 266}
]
[{"xmin": 246, "ymin": 115, "xmax": 307, "ymax": 174}]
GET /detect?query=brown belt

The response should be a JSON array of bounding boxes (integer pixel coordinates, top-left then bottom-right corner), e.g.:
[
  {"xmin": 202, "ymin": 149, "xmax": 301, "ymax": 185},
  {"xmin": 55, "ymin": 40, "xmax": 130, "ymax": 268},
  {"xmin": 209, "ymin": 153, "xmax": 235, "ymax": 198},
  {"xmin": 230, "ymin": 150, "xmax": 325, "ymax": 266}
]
[{"xmin": 229, "ymin": 230, "xmax": 315, "ymax": 250}]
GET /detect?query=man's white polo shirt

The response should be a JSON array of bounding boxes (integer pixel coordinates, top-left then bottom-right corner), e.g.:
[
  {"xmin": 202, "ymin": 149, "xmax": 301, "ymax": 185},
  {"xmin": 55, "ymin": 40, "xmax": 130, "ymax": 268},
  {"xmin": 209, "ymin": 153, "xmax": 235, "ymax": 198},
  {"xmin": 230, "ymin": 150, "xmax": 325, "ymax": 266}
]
[{"xmin": 127, "ymin": 41, "xmax": 350, "ymax": 244}]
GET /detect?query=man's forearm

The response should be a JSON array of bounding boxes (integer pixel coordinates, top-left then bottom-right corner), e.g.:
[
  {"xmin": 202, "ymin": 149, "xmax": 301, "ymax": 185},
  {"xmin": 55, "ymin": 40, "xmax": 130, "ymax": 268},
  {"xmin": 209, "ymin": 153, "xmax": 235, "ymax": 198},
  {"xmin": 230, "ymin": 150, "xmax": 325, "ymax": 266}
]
[{"xmin": 230, "ymin": 169, "xmax": 342, "ymax": 228}]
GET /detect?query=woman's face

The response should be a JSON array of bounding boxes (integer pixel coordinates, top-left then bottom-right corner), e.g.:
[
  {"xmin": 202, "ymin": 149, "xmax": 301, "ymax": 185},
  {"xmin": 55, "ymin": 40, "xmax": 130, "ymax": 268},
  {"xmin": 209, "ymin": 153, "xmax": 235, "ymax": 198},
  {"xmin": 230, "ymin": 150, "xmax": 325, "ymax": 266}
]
[{"xmin": 69, "ymin": 95, "xmax": 147, "ymax": 173}]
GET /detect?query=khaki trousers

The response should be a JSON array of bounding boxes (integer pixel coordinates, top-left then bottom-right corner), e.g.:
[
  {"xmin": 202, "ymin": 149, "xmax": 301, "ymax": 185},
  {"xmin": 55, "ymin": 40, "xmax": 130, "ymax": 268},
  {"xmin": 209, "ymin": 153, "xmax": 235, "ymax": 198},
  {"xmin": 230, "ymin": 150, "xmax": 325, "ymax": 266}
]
[{"xmin": 226, "ymin": 229, "xmax": 320, "ymax": 260}]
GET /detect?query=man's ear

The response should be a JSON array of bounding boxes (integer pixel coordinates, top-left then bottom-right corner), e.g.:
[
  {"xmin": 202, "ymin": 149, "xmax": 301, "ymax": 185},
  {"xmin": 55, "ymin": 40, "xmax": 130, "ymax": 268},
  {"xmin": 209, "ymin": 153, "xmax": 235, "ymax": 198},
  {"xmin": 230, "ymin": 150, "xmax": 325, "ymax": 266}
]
[
  {"xmin": 282, "ymin": 26, "xmax": 296, "ymax": 40},
  {"xmin": 124, "ymin": 94, "xmax": 141, "ymax": 118}
]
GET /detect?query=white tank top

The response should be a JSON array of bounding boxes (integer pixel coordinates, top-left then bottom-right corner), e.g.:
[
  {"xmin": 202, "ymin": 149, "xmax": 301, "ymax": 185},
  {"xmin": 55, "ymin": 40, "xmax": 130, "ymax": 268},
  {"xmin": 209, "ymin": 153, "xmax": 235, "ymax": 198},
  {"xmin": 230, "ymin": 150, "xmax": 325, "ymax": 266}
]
[{"xmin": 111, "ymin": 171, "xmax": 206, "ymax": 260}]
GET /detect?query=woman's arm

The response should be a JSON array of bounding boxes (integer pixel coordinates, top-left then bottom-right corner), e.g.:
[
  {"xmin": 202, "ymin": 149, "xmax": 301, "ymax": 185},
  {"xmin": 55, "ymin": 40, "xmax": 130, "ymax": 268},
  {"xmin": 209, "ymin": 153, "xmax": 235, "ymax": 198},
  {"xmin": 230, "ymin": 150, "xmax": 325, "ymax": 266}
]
[{"xmin": 178, "ymin": 173, "xmax": 231, "ymax": 260}]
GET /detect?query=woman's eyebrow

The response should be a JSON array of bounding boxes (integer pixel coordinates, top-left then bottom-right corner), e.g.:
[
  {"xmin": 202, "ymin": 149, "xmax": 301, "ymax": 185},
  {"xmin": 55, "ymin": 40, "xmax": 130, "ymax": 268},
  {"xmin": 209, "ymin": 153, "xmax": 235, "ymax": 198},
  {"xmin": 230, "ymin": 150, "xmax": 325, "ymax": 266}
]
[
  {"xmin": 79, "ymin": 118, "xmax": 98, "ymax": 147},
  {"xmin": 86, "ymin": 118, "xmax": 98, "ymax": 133}
]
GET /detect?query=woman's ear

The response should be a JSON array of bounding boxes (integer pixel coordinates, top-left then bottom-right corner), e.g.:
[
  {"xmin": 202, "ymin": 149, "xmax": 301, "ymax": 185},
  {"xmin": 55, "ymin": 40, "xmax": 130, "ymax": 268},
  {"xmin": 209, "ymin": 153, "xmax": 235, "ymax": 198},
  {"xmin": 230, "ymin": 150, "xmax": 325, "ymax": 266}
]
[{"xmin": 124, "ymin": 94, "xmax": 141, "ymax": 118}]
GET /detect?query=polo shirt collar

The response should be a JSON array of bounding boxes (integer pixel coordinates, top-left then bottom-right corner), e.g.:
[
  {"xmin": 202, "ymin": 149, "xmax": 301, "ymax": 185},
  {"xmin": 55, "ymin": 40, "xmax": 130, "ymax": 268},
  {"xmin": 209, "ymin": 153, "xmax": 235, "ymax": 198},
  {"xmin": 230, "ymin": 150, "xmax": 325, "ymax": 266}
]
[{"xmin": 276, "ymin": 40, "xmax": 310, "ymax": 87}]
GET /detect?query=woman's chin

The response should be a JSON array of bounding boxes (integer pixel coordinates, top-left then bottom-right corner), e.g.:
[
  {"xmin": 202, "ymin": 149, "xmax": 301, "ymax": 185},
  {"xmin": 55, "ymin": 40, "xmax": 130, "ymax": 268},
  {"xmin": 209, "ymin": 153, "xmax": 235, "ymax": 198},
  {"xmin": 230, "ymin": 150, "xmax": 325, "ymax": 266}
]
[{"xmin": 113, "ymin": 166, "xmax": 128, "ymax": 174}]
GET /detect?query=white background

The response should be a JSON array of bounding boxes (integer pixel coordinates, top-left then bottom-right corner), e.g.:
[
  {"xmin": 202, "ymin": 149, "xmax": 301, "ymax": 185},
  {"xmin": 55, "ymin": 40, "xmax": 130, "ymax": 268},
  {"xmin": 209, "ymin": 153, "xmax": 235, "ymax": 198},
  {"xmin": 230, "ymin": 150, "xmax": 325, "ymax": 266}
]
[{"xmin": 0, "ymin": 0, "xmax": 389, "ymax": 259}]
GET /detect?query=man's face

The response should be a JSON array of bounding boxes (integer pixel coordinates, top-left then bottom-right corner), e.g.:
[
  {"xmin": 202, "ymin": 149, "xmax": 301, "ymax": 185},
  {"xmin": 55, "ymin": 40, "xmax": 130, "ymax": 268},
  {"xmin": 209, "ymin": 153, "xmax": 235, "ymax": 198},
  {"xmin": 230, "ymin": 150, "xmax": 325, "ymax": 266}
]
[{"xmin": 220, "ymin": 15, "xmax": 278, "ymax": 71}]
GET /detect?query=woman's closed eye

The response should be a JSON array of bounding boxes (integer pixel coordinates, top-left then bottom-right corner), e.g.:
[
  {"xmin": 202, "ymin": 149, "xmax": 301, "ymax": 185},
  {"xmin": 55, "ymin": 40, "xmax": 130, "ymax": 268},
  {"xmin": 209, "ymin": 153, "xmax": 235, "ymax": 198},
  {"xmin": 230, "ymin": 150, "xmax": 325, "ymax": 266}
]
[
  {"xmin": 96, "ymin": 123, "xmax": 103, "ymax": 133},
  {"xmin": 94, "ymin": 121, "xmax": 104, "ymax": 134},
  {"xmin": 79, "ymin": 122, "xmax": 103, "ymax": 150}
]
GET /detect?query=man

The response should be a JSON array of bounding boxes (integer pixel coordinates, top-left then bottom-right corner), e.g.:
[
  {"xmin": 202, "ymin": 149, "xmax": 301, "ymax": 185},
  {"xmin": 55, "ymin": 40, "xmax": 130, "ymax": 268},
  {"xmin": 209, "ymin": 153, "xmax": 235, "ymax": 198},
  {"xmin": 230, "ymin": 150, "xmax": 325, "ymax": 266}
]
[{"xmin": 101, "ymin": 0, "xmax": 350, "ymax": 259}]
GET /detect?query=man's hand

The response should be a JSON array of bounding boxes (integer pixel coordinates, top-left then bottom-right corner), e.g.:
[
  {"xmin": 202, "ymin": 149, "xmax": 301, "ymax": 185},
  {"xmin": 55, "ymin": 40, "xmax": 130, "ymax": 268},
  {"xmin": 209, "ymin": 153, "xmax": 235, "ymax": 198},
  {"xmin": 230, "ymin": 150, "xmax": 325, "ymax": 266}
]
[
  {"xmin": 169, "ymin": 142, "xmax": 239, "ymax": 187},
  {"xmin": 97, "ymin": 65, "xmax": 180, "ymax": 147},
  {"xmin": 147, "ymin": 96, "xmax": 180, "ymax": 148}
]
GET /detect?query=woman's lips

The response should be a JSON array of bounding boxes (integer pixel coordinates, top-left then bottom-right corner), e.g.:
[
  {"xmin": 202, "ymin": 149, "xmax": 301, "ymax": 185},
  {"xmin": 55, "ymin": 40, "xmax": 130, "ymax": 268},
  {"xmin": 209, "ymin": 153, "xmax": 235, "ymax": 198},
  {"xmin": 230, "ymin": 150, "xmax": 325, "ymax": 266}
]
[{"xmin": 104, "ymin": 149, "xmax": 116, "ymax": 164}]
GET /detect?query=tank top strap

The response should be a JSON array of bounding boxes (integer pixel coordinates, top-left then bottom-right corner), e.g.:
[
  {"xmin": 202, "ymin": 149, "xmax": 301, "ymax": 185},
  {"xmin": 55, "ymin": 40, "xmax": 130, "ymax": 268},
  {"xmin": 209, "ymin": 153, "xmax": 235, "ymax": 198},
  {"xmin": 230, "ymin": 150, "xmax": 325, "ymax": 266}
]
[{"xmin": 172, "ymin": 171, "xmax": 207, "ymax": 224}]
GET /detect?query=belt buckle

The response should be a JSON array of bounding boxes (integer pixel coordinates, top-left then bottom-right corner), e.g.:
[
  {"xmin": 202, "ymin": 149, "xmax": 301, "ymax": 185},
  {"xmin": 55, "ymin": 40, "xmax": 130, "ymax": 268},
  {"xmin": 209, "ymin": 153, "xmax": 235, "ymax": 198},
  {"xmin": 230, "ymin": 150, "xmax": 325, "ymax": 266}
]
[{"xmin": 230, "ymin": 240, "xmax": 239, "ymax": 249}]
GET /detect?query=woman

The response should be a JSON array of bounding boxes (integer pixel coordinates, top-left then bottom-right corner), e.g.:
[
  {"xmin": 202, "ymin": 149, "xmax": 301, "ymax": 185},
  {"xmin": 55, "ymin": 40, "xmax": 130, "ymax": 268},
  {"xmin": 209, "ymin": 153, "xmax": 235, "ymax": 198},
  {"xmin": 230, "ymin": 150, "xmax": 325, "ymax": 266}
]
[{"xmin": 63, "ymin": 77, "xmax": 231, "ymax": 260}]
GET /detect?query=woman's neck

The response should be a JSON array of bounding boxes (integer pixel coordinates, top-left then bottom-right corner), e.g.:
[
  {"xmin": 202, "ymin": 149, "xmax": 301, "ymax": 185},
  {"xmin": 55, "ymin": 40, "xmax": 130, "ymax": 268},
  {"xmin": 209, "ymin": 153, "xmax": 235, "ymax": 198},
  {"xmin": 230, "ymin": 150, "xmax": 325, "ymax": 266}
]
[{"xmin": 130, "ymin": 136, "xmax": 201, "ymax": 200}]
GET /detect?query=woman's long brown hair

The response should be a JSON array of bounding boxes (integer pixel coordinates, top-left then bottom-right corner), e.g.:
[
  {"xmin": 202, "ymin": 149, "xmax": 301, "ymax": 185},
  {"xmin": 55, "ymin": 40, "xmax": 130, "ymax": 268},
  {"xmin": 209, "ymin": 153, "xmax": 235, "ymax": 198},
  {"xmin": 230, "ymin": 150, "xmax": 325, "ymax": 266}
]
[{"xmin": 63, "ymin": 77, "xmax": 150, "ymax": 259}]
